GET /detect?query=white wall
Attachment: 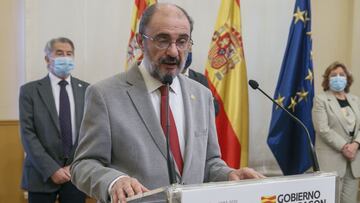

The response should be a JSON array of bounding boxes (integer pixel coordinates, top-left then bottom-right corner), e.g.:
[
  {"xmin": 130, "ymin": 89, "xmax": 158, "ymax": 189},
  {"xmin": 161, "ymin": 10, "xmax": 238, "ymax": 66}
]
[
  {"xmin": 0, "ymin": 0, "xmax": 25, "ymax": 120},
  {"xmin": 24, "ymin": 0, "xmax": 294, "ymax": 84},
  {"xmin": 312, "ymin": 0, "xmax": 353, "ymax": 94},
  {"xmin": 351, "ymin": 0, "xmax": 360, "ymax": 97},
  {"xmin": 2, "ymin": 0, "xmax": 353, "ymax": 174},
  {"xmin": 25, "ymin": 0, "xmax": 133, "ymax": 82},
  {"xmin": 242, "ymin": 0, "xmax": 294, "ymax": 173}
]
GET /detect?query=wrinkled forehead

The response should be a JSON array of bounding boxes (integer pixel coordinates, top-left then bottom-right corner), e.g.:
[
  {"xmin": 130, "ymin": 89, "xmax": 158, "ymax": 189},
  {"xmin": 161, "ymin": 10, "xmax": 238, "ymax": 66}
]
[{"xmin": 146, "ymin": 5, "xmax": 190, "ymax": 36}]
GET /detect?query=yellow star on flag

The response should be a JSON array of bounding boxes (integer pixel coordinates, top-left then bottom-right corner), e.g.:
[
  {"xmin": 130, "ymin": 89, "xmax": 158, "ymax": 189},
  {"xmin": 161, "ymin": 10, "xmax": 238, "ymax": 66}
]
[
  {"xmin": 288, "ymin": 96, "xmax": 298, "ymax": 112},
  {"xmin": 305, "ymin": 69, "xmax": 313, "ymax": 84},
  {"xmin": 293, "ymin": 7, "xmax": 305, "ymax": 24},
  {"xmin": 296, "ymin": 89, "xmax": 309, "ymax": 102},
  {"xmin": 274, "ymin": 94, "xmax": 285, "ymax": 110}
]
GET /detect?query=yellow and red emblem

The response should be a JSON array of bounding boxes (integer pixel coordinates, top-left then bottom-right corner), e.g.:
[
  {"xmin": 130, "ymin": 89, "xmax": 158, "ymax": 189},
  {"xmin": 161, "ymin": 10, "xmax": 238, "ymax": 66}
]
[{"xmin": 261, "ymin": 195, "xmax": 277, "ymax": 203}]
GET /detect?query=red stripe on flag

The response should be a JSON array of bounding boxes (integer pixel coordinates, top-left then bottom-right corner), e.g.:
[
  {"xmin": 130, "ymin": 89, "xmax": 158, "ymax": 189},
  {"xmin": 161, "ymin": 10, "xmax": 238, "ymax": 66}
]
[
  {"xmin": 135, "ymin": 0, "xmax": 149, "ymax": 19},
  {"xmin": 207, "ymin": 73, "xmax": 241, "ymax": 168},
  {"xmin": 129, "ymin": 31, "xmax": 135, "ymax": 39}
]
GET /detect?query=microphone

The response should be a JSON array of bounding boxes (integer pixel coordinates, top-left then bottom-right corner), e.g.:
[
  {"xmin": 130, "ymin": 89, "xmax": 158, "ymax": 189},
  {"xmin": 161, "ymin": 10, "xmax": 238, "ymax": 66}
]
[
  {"xmin": 162, "ymin": 75, "xmax": 178, "ymax": 184},
  {"xmin": 248, "ymin": 79, "xmax": 320, "ymax": 172},
  {"xmin": 162, "ymin": 75, "xmax": 173, "ymax": 86}
]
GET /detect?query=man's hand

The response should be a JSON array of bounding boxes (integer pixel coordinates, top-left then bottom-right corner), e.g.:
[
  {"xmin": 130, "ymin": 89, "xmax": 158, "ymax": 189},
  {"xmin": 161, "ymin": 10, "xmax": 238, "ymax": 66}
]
[
  {"xmin": 63, "ymin": 165, "xmax": 71, "ymax": 173},
  {"xmin": 111, "ymin": 176, "xmax": 149, "ymax": 203},
  {"xmin": 228, "ymin": 167, "xmax": 265, "ymax": 181},
  {"xmin": 51, "ymin": 167, "xmax": 71, "ymax": 184},
  {"xmin": 342, "ymin": 142, "xmax": 359, "ymax": 161}
]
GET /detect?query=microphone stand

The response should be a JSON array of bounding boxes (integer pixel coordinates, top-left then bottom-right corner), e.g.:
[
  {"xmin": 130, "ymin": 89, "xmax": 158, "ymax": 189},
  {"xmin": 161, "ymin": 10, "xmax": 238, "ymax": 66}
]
[{"xmin": 249, "ymin": 80, "xmax": 320, "ymax": 172}]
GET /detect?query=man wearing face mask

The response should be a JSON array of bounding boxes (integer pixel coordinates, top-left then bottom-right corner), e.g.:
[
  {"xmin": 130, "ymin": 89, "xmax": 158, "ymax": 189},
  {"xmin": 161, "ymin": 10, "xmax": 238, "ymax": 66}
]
[
  {"xmin": 71, "ymin": 4, "xmax": 264, "ymax": 203},
  {"xmin": 19, "ymin": 37, "xmax": 89, "ymax": 203},
  {"xmin": 312, "ymin": 61, "xmax": 360, "ymax": 203}
]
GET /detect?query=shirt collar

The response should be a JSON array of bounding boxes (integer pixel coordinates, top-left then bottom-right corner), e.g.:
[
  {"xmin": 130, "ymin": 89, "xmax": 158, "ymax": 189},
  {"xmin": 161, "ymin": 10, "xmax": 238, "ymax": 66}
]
[
  {"xmin": 48, "ymin": 72, "xmax": 71, "ymax": 86},
  {"xmin": 138, "ymin": 62, "xmax": 181, "ymax": 95}
]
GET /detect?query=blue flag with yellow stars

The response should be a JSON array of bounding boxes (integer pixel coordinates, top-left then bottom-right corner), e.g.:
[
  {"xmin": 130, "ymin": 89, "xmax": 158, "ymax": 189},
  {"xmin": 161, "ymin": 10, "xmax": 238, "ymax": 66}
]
[{"xmin": 268, "ymin": 0, "xmax": 315, "ymax": 175}]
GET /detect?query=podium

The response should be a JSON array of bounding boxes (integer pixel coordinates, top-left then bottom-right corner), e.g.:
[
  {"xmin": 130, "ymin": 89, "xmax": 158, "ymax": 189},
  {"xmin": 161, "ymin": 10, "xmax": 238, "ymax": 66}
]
[{"xmin": 127, "ymin": 172, "xmax": 338, "ymax": 203}]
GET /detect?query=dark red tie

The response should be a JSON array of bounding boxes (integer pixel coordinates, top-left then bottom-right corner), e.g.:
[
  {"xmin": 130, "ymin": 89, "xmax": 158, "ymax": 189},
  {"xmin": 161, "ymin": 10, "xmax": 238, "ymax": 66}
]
[{"xmin": 159, "ymin": 85, "xmax": 183, "ymax": 175}]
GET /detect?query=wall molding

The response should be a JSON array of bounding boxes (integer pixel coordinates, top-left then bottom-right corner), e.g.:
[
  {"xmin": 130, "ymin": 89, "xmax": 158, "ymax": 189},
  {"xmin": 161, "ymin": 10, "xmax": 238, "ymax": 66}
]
[{"xmin": 0, "ymin": 120, "xmax": 19, "ymax": 126}]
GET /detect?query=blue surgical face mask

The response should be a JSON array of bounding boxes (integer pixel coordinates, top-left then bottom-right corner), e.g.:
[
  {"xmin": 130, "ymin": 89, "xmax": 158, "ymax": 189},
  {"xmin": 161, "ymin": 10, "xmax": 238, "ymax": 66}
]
[
  {"xmin": 50, "ymin": 56, "xmax": 75, "ymax": 78},
  {"xmin": 329, "ymin": 75, "xmax": 347, "ymax": 92}
]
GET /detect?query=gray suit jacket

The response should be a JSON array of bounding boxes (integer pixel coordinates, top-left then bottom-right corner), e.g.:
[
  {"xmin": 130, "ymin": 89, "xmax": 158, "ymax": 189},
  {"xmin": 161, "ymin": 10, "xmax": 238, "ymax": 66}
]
[
  {"xmin": 71, "ymin": 65, "xmax": 232, "ymax": 203},
  {"xmin": 19, "ymin": 75, "xmax": 89, "ymax": 192},
  {"xmin": 312, "ymin": 91, "xmax": 360, "ymax": 177}
]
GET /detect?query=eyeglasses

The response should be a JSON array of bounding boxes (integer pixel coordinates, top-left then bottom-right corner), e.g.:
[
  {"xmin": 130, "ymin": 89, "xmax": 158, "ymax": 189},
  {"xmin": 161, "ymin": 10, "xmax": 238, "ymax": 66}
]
[{"xmin": 142, "ymin": 34, "xmax": 193, "ymax": 50}]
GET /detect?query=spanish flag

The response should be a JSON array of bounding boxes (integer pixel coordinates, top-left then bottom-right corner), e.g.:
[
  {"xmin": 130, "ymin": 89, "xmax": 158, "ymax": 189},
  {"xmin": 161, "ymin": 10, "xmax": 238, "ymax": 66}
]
[
  {"xmin": 205, "ymin": 0, "xmax": 248, "ymax": 168},
  {"xmin": 126, "ymin": 0, "xmax": 157, "ymax": 68}
]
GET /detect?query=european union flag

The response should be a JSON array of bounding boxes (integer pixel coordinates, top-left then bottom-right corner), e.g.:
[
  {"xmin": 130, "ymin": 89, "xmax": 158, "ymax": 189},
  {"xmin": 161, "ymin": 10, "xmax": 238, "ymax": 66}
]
[{"xmin": 268, "ymin": 0, "xmax": 315, "ymax": 175}]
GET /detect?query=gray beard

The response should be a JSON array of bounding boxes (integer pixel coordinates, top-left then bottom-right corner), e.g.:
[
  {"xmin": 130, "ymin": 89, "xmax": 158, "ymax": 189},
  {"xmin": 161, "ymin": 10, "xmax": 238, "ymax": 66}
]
[{"xmin": 142, "ymin": 51, "xmax": 188, "ymax": 82}]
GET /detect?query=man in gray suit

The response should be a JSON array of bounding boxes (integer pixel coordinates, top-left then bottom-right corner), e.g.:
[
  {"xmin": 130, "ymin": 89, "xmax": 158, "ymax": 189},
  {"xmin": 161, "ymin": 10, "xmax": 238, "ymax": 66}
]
[
  {"xmin": 71, "ymin": 3, "xmax": 264, "ymax": 203},
  {"xmin": 19, "ymin": 37, "xmax": 89, "ymax": 203}
]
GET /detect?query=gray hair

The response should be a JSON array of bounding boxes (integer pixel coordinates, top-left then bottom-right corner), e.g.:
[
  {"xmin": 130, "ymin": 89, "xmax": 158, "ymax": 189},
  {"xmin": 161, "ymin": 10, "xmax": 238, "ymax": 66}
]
[
  {"xmin": 139, "ymin": 3, "xmax": 194, "ymax": 35},
  {"xmin": 44, "ymin": 37, "xmax": 75, "ymax": 57}
]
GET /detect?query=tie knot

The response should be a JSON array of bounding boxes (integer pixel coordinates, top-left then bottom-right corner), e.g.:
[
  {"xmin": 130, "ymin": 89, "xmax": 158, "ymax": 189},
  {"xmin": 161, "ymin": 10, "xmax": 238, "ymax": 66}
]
[
  {"xmin": 159, "ymin": 85, "xmax": 168, "ymax": 96},
  {"xmin": 58, "ymin": 80, "xmax": 68, "ymax": 87}
]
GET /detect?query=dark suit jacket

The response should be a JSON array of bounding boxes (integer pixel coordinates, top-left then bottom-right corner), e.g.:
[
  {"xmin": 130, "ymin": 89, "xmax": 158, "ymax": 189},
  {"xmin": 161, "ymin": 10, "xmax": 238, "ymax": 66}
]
[
  {"xmin": 188, "ymin": 69, "xmax": 219, "ymax": 115},
  {"xmin": 19, "ymin": 75, "xmax": 89, "ymax": 192}
]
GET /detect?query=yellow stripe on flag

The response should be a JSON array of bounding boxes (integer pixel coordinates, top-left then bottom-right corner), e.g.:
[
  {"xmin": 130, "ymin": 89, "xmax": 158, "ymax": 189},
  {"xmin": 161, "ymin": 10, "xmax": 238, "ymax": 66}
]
[{"xmin": 205, "ymin": 0, "xmax": 249, "ymax": 168}]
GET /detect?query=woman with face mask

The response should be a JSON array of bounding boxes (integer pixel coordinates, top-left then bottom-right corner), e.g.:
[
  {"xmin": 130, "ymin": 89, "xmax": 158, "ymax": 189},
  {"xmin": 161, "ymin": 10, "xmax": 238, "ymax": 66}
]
[{"xmin": 312, "ymin": 61, "xmax": 360, "ymax": 203}]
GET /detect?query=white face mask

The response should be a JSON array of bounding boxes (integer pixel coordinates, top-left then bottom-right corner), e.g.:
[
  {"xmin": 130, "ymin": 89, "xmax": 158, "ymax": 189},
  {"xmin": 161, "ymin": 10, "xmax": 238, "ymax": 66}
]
[{"xmin": 329, "ymin": 75, "xmax": 347, "ymax": 92}]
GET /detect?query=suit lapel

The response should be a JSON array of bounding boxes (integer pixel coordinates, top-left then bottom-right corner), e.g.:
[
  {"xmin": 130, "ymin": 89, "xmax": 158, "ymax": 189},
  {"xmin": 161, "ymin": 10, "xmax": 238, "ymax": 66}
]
[
  {"xmin": 126, "ymin": 65, "xmax": 168, "ymax": 160},
  {"xmin": 37, "ymin": 76, "xmax": 60, "ymax": 133},
  {"xmin": 347, "ymin": 94, "xmax": 360, "ymax": 133},
  {"xmin": 178, "ymin": 75, "xmax": 195, "ymax": 178},
  {"xmin": 64, "ymin": 77, "xmax": 87, "ymax": 162},
  {"xmin": 326, "ymin": 91, "xmax": 350, "ymax": 133},
  {"xmin": 71, "ymin": 77, "xmax": 86, "ymax": 137}
]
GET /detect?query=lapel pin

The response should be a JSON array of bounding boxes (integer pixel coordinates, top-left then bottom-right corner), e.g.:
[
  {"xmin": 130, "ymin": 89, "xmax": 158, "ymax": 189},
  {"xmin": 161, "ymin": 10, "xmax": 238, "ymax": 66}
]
[
  {"xmin": 191, "ymin": 94, "xmax": 196, "ymax": 100},
  {"xmin": 78, "ymin": 83, "xmax": 82, "ymax": 87}
]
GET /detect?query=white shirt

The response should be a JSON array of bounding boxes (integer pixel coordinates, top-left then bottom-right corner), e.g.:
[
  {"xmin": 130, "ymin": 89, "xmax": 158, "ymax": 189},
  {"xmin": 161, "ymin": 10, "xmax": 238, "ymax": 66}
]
[
  {"xmin": 138, "ymin": 63, "xmax": 186, "ymax": 156},
  {"xmin": 48, "ymin": 72, "xmax": 76, "ymax": 144}
]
